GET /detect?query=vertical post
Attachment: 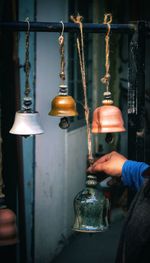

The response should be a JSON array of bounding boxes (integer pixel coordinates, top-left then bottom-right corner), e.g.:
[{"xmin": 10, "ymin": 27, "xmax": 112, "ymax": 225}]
[
  {"xmin": 18, "ymin": 0, "xmax": 35, "ymax": 262},
  {"xmin": 128, "ymin": 21, "xmax": 145, "ymax": 161},
  {"xmin": 136, "ymin": 21, "xmax": 145, "ymax": 161}
]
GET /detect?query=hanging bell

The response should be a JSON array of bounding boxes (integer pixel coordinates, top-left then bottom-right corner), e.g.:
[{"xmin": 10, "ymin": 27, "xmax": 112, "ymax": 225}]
[
  {"xmin": 92, "ymin": 91, "xmax": 125, "ymax": 134},
  {"xmin": 0, "ymin": 206, "xmax": 18, "ymax": 246},
  {"xmin": 72, "ymin": 175, "xmax": 110, "ymax": 233},
  {"xmin": 48, "ymin": 85, "xmax": 78, "ymax": 117},
  {"xmin": 9, "ymin": 97, "xmax": 44, "ymax": 137}
]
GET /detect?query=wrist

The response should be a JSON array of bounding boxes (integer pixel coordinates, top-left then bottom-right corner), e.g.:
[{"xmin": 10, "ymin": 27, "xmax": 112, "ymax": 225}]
[{"xmin": 121, "ymin": 160, "xmax": 150, "ymax": 190}]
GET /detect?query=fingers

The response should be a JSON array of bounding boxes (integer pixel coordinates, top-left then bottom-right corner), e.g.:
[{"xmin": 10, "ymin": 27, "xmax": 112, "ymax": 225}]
[
  {"xmin": 87, "ymin": 151, "xmax": 117, "ymax": 175},
  {"xmin": 87, "ymin": 162, "xmax": 104, "ymax": 174},
  {"xmin": 93, "ymin": 152, "xmax": 113, "ymax": 165}
]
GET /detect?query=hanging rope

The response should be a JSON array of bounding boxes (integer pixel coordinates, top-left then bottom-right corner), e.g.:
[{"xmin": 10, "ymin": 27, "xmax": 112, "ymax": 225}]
[
  {"xmin": 101, "ymin": 13, "xmax": 112, "ymax": 93},
  {"xmin": 70, "ymin": 15, "xmax": 93, "ymax": 164},
  {"xmin": 58, "ymin": 21, "xmax": 65, "ymax": 85},
  {"xmin": 24, "ymin": 17, "xmax": 30, "ymax": 97}
]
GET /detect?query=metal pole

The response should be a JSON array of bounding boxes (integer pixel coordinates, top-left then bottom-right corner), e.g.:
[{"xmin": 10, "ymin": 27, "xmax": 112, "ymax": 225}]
[{"xmin": 0, "ymin": 21, "xmax": 136, "ymax": 33}]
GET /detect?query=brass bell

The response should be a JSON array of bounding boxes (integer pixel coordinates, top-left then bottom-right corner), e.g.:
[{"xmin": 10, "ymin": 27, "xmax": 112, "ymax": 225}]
[
  {"xmin": 72, "ymin": 175, "xmax": 110, "ymax": 233},
  {"xmin": 49, "ymin": 85, "xmax": 78, "ymax": 117},
  {"xmin": 9, "ymin": 97, "xmax": 44, "ymax": 137},
  {"xmin": 92, "ymin": 92, "xmax": 125, "ymax": 134}
]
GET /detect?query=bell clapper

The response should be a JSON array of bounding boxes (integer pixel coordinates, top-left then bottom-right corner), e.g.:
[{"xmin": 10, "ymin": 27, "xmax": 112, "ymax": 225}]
[
  {"xmin": 59, "ymin": 117, "xmax": 70, "ymax": 129},
  {"xmin": 105, "ymin": 133, "xmax": 115, "ymax": 144}
]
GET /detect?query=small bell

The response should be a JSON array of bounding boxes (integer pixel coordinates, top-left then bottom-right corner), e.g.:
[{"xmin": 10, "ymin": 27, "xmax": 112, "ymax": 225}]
[
  {"xmin": 9, "ymin": 111, "xmax": 44, "ymax": 137},
  {"xmin": 92, "ymin": 14, "xmax": 125, "ymax": 136},
  {"xmin": 49, "ymin": 85, "xmax": 78, "ymax": 117},
  {"xmin": 59, "ymin": 117, "xmax": 70, "ymax": 129},
  {"xmin": 10, "ymin": 21, "xmax": 44, "ymax": 137},
  {"xmin": 9, "ymin": 97, "xmax": 44, "ymax": 137},
  {"xmin": 0, "ymin": 197, "xmax": 18, "ymax": 246},
  {"xmin": 72, "ymin": 175, "xmax": 110, "ymax": 233},
  {"xmin": 49, "ymin": 28, "xmax": 78, "ymax": 129},
  {"xmin": 0, "ymin": 208, "xmax": 18, "ymax": 246},
  {"xmin": 92, "ymin": 92, "xmax": 125, "ymax": 134}
]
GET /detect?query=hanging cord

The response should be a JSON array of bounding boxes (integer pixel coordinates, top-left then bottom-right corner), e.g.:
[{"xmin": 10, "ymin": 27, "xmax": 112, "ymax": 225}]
[
  {"xmin": 101, "ymin": 13, "xmax": 112, "ymax": 93},
  {"xmin": 24, "ymin": 17, "xmax": 30, "ymax": 97},
  {"xmin": 58, "ymin": 21, "xmax": 66, "ymax": 86},
  {"xmin": 70, "ymin": 15, "xmax": 93, "ymax": 164}
]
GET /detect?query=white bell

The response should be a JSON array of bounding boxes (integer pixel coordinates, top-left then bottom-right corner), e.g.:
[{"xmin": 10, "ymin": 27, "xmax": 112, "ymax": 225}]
[{"xmin": 9, "ymin": 111, "xmax": 44, "ymax": 136}]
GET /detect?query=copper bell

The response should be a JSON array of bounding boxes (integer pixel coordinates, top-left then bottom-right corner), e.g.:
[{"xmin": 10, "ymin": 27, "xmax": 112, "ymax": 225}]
[
  {"xmin": 92, "ymin": 92, "xmax": 125, "ymax": 133},
  {"xmin": 9, "ymin": 97, "xmax": 44, "ymax": 137},
  {"xmin": 0, "ymin": 207, "xmax": 18, "ymax": 246},
  {"xmin": 49, "ymin": 85, "xmax": 78, "ymax": 117}
]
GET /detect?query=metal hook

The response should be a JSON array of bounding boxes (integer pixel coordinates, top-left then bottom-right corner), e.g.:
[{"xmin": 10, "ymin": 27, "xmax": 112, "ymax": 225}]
[
  {"xmin": 25, "ymin": 17, "xmax": 30, "ymax": 32},
  {"xmin": 60, "ymin": 20, "xmax": 64, "ymax": 36}
]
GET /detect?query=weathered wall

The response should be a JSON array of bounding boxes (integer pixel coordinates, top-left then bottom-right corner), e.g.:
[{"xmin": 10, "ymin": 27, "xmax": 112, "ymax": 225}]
[{"xmin": 34, "ymin": 1, "xmax": 87, "ymax": 262}]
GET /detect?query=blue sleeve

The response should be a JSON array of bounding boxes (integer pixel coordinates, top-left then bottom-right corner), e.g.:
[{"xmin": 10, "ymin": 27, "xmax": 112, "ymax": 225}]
[{"xmin": 122, "ymin": 160, "xmax": 150, "ymax": 191}]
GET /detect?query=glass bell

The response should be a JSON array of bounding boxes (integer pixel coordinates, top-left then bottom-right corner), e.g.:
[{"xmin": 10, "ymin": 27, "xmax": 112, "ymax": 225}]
[{"xmin": 72, "ymin": 175, "xmax": 110, "ymax": 233}]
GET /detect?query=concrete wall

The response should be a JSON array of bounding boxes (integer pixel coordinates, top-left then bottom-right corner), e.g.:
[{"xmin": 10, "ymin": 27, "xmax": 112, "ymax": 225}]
[{"xmin": 34, "ymin": 1, "xmax": 87, "ymax": 262}]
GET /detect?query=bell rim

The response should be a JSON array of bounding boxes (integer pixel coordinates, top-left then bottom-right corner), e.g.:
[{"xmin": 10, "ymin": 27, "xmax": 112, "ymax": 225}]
[
  {"xmin": 92, "ymin": 127, "xmax": 126, "ymax": 133},
  {"xmin": 72, "ymin": 225, "xmax": 109, "ymax": 233},
  {"xmin": 17, "ymin": 110, "xmax": 40, "ymax": 114},
  {"xmin": 9, "ymin": 130, "xmax": 44, "ymax": 135},
  {"xmin": 48, "ymin": 110, "xmax": 78, "ymax": 117},
  {"xmin": 0, "ymin": 238, "xmax": 19, "ymax": 246}
]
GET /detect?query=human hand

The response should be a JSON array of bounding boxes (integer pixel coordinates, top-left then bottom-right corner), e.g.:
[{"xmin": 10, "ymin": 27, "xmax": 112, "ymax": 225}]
[{"xmin": 87, "ymin": 151, "xmax": 127, "ymax": 177}]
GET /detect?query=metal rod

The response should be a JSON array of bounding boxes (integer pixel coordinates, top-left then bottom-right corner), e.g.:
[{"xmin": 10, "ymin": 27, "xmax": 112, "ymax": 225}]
[{"xmin": 0, "ymin": 21, "xmax": 136, "ymax": 33}]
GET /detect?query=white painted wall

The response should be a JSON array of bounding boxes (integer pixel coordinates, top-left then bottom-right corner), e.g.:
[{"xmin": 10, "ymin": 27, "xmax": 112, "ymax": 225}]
[{"xmin": 35, "ymin": 1, "xmax": 87, "ymax": 262}]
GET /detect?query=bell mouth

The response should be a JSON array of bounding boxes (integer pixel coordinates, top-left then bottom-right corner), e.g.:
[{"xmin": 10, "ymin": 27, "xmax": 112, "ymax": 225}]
[
  {"xmin": 18, "ymin": 110, "xmax": 39, "ymax": 114},
  {"xmin": 49, "ymin": 110, "xmax": 78, "ymax": 117},
  {"xmin": 92, "ymin": 126, "xmax": 126, "ymax": 133},
  {"xmin": 72, "ymin": 226, "xmax": 108, "ymax": 233}
]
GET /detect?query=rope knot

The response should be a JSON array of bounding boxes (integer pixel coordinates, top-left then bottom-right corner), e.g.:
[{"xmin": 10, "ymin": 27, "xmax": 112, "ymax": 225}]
[
  {"xmin": 70, "ymin": 14, "xmax": 83, "ymax": 24},
  {"xmin": 103, "ymin": 13, "xmax": 112, "ymax": 24},
  {"xmin": 59, "ymin": 35, "xmax": 64, "ymax": 45}
]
